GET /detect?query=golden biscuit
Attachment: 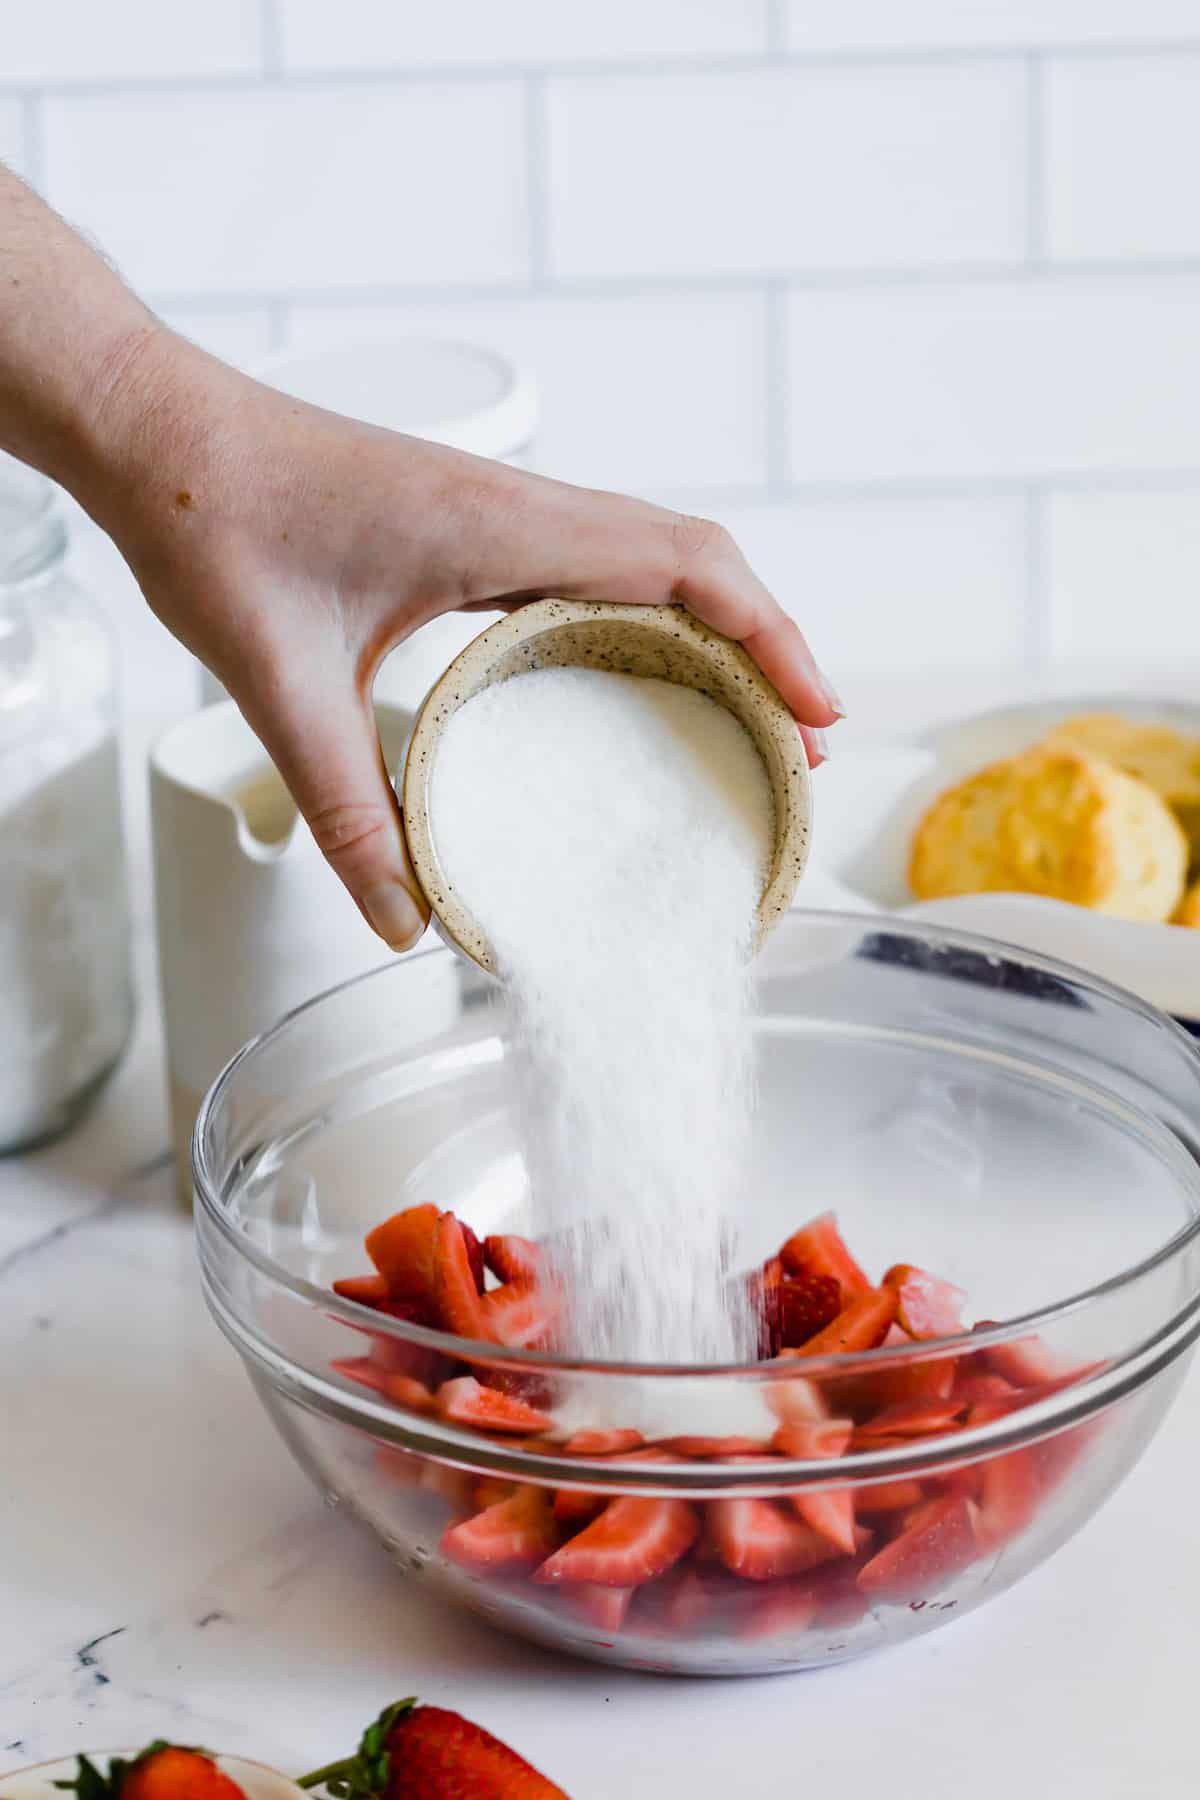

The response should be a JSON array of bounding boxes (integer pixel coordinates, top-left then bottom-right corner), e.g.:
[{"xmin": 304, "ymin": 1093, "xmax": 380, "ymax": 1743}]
[
  {"xmin": 1045, "ymin": 714, "xmax": 1200, "ymax": 864},
  {"xmin": 910, "ymin": 745, "xmax": 1188, "ymax": 923},
  {"xmin": 1174, "ymin": 879, "xmax": 1200, "ymax": 929}
]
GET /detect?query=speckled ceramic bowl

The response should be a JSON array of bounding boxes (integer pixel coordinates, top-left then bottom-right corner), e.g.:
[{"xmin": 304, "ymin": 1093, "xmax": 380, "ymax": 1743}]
[{"xmin": 400, "ymin": 599, "xmax": 812, "ymax": 973}]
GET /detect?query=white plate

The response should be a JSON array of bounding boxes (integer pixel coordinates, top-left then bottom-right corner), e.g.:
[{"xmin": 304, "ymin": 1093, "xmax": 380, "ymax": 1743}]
[
  {"xmin": 798, "ymin": 691, "xmax": 1200, "ymax": 1022},
  {"xmin": 0, "ymin": 1753, "xmax": 305, "ymax": 1800}
]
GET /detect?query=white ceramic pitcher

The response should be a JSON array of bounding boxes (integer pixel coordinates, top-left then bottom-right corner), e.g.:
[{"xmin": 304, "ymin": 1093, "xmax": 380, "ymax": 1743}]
[{"xmin": 150, "ymin": 699, "xmax": 461, "ymax": 1204}]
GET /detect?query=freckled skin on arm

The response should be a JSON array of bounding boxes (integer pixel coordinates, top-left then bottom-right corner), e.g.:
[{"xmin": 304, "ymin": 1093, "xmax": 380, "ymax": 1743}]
[{"xmin": 0, "ymin": 163, "xmax": 844, "ymax": 949}]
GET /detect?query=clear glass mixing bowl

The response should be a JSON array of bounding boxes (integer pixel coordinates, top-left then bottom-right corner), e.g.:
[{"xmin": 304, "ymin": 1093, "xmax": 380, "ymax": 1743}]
[{"xmin": 194, "ymin": 914, "xmax": 1200, "ymax": 1676}]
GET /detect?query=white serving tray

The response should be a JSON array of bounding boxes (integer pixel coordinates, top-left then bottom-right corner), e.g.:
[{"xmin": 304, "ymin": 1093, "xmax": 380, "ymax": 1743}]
[{"xmin": 796, "ymin": 692, "xmax": 1200, "ymax": 1025}]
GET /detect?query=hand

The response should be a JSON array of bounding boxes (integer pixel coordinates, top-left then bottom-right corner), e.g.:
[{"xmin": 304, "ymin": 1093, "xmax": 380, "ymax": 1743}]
[{"xmin": 84, "ymin": 327, "xmax": 845, "ymax": 952}]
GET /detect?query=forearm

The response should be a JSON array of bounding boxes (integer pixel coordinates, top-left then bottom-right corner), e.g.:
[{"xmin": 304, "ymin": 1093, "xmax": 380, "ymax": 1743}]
[{"xmin": 0, "ymin": 163, "xmax": 171, "ymax": 518}]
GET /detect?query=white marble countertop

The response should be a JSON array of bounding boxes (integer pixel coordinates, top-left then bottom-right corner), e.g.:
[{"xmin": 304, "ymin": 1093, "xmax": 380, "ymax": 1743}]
[{"xmin": 4, "ymin": 614, "xmax": 1200, "ymax": 1794}]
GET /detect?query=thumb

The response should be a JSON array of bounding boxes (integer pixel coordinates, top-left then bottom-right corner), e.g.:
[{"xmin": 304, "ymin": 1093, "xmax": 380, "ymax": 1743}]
[{"xmin": 240, "ymin": 673, "xmax": 430, "ymax": 952}]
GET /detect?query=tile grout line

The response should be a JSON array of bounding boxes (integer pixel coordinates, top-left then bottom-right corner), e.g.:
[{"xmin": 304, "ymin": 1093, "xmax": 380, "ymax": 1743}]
[
  {"xmin": 1025, "ymin": 52, "xmax": 1047, "ymax": 265},
  {"xmin": 764, "ymin": 281, "xmax": 790, "ymax": 499},
  {"xmin": 1023, "ymin": 486, "xmax": 1052, "ymax": 668},
  {"xmin": 2, "ymin": 39, "xmax": 1200, "ymax": 99},
  {"xmin": 524, "ymin": 73, "xmax": 551, "ymax": 289},
  {"xmin": 258, "ymin": 0, "xmax": 284, "ymax": 77},
  {"xmin": 18, "ymin": 91, "xmax": 45, "ymax": 191}
]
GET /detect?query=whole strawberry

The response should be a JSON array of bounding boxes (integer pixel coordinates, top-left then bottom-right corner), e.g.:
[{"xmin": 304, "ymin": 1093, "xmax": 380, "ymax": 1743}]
[
  {"xmin": 300, "ymin": 1699, "xmax": 568, "ymax": 1800},
  {"xmin": 55, "ymin": 1745, "xmax": 247, "ymax": 1800}
]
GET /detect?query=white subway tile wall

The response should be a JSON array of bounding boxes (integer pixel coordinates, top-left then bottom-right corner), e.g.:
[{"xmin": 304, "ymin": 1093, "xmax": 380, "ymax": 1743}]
[{"xmin": 4, "ymin": 7, "xmax": 1199, "ymax": 680}]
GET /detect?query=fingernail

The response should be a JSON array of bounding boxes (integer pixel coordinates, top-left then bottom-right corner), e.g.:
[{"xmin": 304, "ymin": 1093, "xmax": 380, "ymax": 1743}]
[
  {"xmin": 362, "ymin": 881, "xmax": 424, "ymax": 951},
  {"xmin": 817, "ymin": 670, "xmax": 846, "ymax": 717},
  {"xmin": 810, "ymin": 728, "xmax": 831, "ymax": 763}
]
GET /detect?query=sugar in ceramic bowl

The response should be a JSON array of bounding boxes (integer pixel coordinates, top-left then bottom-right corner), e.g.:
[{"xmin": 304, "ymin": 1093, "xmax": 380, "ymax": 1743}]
[
  {"xmin": 400, "ymin": 599, "xmax": 812, "ymax": 973},
  {"xmin": 194, "ymin": 912, "xmax": 1200, "ymax": 1677}
]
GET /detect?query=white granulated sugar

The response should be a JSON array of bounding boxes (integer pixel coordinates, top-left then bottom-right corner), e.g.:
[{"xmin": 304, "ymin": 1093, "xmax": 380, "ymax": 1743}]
[{"xmin": 431, "ymin": 666, "xmax": 774, "ymax": 1365}]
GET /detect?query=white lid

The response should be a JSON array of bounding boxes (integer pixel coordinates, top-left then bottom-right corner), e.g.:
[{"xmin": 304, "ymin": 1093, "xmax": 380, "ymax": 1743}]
[{"xmin": 252, "ymin": 338, "xmax": 538, "ymax": 461}]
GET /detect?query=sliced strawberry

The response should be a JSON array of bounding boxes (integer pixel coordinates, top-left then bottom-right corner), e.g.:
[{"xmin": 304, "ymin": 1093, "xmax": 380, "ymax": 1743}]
[
  {"xmin": 419, "ymin": 1459, "xmax": 476, "ymax": 1514},
  {"xmin": 884, "ymin": 1264, "xmax": 967, "ymax": 1340},
  {"xmin": 441, "ymin": 1484, "xmax": 557, "ymax": 1572},
  {"xmin": 739, "ymin": 1578, "xmax": 820, "ymax": 1641},
  {"xmin": 975, "ymin": 1325, "xmax": 1088, "ymax": 1391},
  {"xmin": 708, "ymin": 1498, "xmax": 842, "ymax": 1582},
  {"xmin": 435, "ymin": 1375, "xmax": 552, "ymax": 1434},
  {"xmin": 562, "ymin": 1428, "xmax": 646, "ymax": 1457},
  {"xmin": 764, "ymin": 1372, "xmax": 831, "ymax": 1426},
  {"xmin": 472, "ymin": 1476, "xmax": 516, "ymax": 1511},
  {"xmin": 460, "ymin": 1221, "xmax": 486, "ymax": 1293},
  {"xmin": 479, "ymin": 1281, "xmax": 559, "ymax": 1349},
  {"xmin": 855, "ymin": 1478, "xmax": 927, "ymax": 1515},
  {"xmin": 785, "ymin": 1286, "xmax": 898, "ymax": 1359},
  {"xmin": 332, "ymin": 1273, "xmax": 390, "ymax": 1307},
  {"xmin": 972, "ymin": 1427, "xmax": 1040, "ymax": 1552},
  {"xmin": 431, "ymin": 1212, "xmax": 492, "ymax": 1340},
  {"xmin": 779, "ymin": 1211, "xmax": 871, "ymax": 1296},
  {"xmin": 561, "ymin": 1583, "xmax": 633, "ymax": 1634},
  {"xmin": 331, "ymin": 1354, "xmax": 390, "ymax": 1394},
  {"xmin": 382, "ymin": 1373, "xmax": 436, "ymax": 1414},
  {"xmin": 780, "ymin": 1272, "xmax": 844, "ymax": 1347},
  {"xmin": 552, "ymin": 1487, "xmax": 606, "ymax": 1526},
  {"xmin": 745, "ymin": 1255, "xmax": 785, "ymax": 1358},
  {"xmin": 953, "ymin": 1367, "xmax": 1018, "ymax": 1408},
  {"xmin": 772, "ymin": 1420, "xmax": 857, "ymax": 1555},
  {"xmin": 658, "ymin": 1435, "xmax": 771, "ymax": 1459},
  {"xmin": 364, "ymin": 1297, "xmax": 441, "ymax": 1386},
  {"xmin": 658, "ymin": 1566, "xmax": 725, "ymax": 1634},
  {"xmin": 854, "ymin": 1394, "xmax": 966, "ymax": 1443},
  {"xmin": 857, "ymin": 1494, "xmax": 978, "ymax": 1603},
  {"xmin": 484, "ymin": 1233, "xmax": 544, "ymax": 1285},
  {"xmin": 535, "ymin": 1496, "xmax": 700, "ymax": 1588},
  {"xmin": 365, "ymin": 1202, "xmax": 440, "ymax": 1303}
]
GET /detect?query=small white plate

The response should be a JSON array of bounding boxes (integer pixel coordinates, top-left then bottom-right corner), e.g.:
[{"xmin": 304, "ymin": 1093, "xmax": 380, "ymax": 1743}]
[
  {"xmin": 799, "ymin": 691, "xmax": 1200, "ymax": 1023},
  {"xmin": 0, "ymin": 1753, "xmax": 305, "ymax": 1800}
]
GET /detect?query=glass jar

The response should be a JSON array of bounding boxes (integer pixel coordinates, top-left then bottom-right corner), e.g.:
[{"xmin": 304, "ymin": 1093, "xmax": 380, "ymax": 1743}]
[{"xmin": 0, "ymin": 453, "xmax": 134, "ymax": 1152}]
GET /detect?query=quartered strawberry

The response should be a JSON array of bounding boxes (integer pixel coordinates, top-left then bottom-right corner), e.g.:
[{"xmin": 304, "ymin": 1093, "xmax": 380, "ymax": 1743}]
[
  {"xmin": 59, "ymin": 1746, "xmax": 248, "ymax": 1800},
  {"xmin": 658, "ymin": 1434, "xmax": 771, "ymax": 1459},
  {"xmin": 365, "ymin": 1203, "xmax": 440, "ymax": 1304},
  {"xmin": 332, "ymin": 1274, "xmax": 390, "ymax": 1307},
  {"xmin": 382, "ymin": 1373, "xmax": 436, "ymax": 1415},
  {"xmin": 953, "ymin": 1367, "xmax": 1018, "ymax": 1408},
  {"xmin": 299, "ymin": 1696, "xmax": 567, "ymax": 1800},
  {"xmin": 484, "ymin": 1233, "xmax": 544, "ymax": 1286},
  {"xmin": 764, "ymin": 1372, "xmax": 831, "ymax": 1427},
  {"xmin": 784, "ymin": 1286, "xmax": 898, "ymax": 1359},
  {"xmin": 473, "ymin": 1476, "xmax": 517, "ymax": 1511},
  {"xmin": 857, "ymin": 1493, "xmax": 978, "ymax": 1603},
  {"xmin": 561, "ymin": 1583, "xmax": 633, "ymax": 1634},
  {"xmin": 431, "ymin": 1213, "xmax": 492, "ymax": 1340},
  {"xmin": 435, "ymin": 1376, "xmax": 553, "ymax": 1434},
  {"xmin": 974, "ymin": 1323, "xmax": 1095, "ymax": 1391},
  {"xmin": 460, "ymin": 1221, "xmax": 486, "ymax": 1293},
  {"xmin": 780, "ymin": 1272, "xmax": 844, "ymax": 1347},
  {"xmin": 971, "ymin": 1426, "xmax": 1041, "ymax": 1552},
  {"xmin": 739, "ymin": 1577, "xmax": 820, "ymax": 1641},
  {"xmin": 772, "ymin": 1420, "xmax": 856, "ymax": 1555},
  {"xmin": 656, "ymin": 1566, "xmax": 725, "ymax": 1634},
  {"xmin": 854, "ymin": 1394, "xmax": 966, "ymax": 1443},
  {"xmin": 779, "ymin": 1211, "xmax": 871, "ymax": 1297},
  {"xmin": 561, "ymin": 1428, "xmax": 645, "ymax": 1457},
  {"xmin": 441, "ymin": 1485, "xmax": 558, "ymax": 1572},
  {"xmin": 884, "ymin": 1264, "xmax": 967, "ymax": 1340},
  {"xmin": 745, "ymin": 1255, "xmax": 785, "ymax": 1358},
  {"xmin": 535, "ymin": 1496, "xmax": 700, "ymax": 1588},
  {"xmin": 708, "ymin": 1498, "xmax": 842, "ymax": 1582},
  {"xmin": 855, "ymin": 1478, "xmax": 928, "ymax": 1515},
  {"xmin": 552, "ymin": 1487, "xmax": 606, "ymax": 1526},
  {"xmin": 479, "ymin": 1282, "xmax": 559, "ymax": 1349},
  {"xmin": 362, "ymin": 1298, "xmax": 442, "ymax": 1386}
]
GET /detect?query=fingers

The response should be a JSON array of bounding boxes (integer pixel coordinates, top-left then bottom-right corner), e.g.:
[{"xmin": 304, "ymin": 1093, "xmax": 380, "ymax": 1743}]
[
  {"xmin": 665, "ymin": 516, "xmax": 844, "ymax": 731},
  {"xmin": 236, "ymin": 665, "xmax": 430, "ymax": 952}
]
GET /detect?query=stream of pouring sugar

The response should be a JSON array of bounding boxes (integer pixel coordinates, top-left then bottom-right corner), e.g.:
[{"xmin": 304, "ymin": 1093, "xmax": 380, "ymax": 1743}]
[{"xmin": 430, "ymin": 666, "xmax": 773, "ymax": 1366}]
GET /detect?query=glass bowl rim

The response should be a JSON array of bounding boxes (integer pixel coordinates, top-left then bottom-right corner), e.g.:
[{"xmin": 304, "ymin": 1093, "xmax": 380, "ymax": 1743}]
[{"xmin": 193, "ymin": 909, "xmax": 1200, "ymax": 1395}]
